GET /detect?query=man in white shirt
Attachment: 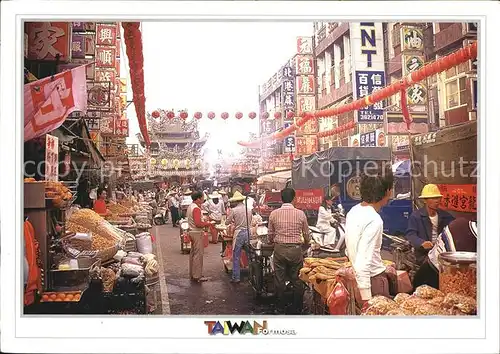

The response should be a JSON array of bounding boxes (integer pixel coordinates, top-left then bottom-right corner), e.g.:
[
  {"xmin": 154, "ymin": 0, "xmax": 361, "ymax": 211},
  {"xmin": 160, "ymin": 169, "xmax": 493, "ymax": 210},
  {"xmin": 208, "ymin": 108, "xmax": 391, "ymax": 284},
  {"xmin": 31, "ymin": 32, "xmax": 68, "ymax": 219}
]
[{"xmin": 345, "ymin": 165, "xmax": 394, "ymax": 303}]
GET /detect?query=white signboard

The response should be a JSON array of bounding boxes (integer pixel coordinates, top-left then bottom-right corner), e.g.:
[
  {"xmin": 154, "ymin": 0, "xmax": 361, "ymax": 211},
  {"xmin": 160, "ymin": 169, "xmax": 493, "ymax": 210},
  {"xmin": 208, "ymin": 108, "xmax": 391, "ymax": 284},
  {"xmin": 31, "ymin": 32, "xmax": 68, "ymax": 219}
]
[
  {"xmin": 45, "ymin": 134, "xmax": 59, "ymax": 181},
  {"xmin": 350, "ymin": 22, "xmax": 386, "ymax": 123}
]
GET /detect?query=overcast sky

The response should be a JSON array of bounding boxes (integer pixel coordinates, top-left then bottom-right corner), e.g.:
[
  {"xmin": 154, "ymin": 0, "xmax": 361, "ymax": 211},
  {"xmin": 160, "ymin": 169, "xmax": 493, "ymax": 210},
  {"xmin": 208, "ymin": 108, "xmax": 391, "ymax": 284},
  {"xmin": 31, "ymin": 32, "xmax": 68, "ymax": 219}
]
[{"xmin": 124, "ymin": 21, "xmax": 313, "ymax": 162}]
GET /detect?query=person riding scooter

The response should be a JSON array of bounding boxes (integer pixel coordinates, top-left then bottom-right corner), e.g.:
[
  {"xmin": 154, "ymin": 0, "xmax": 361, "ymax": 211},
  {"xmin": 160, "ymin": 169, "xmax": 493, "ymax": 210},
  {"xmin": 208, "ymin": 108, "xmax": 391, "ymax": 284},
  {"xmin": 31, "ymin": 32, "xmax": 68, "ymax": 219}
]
[{"xmin": 203, "ymin": 191, "xmax": 227, "ymax": 243}]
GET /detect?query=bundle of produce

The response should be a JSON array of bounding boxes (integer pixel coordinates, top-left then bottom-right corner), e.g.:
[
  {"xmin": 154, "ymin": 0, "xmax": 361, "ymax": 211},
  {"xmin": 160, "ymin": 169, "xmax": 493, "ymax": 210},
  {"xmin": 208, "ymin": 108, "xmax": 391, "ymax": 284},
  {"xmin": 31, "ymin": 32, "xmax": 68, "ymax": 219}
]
[
  {"xmin": 44, "ymin": 181, "xmax": 73, "ymax": 207},
  {"xmin": 107, "ymin": 202, "xmax": 136, "ymax": 216},
  {"xmin": 362, "ymin": 296, "xmax": 400, "ymax": 315},
  {"xmin": 143, "ymin": 254, "xmax": 159, "ymax": 276},
  {"xmin": 441, "ymin": 293, "xmax": 476, "ymax": 315},
  {"xmin": 106, "ymin": 216, "xmax": 135, "ymax": 226},
  {"xmin": 101, "ymin": 267, "xmax": 116, "ymax": 292},
  {"xmin": 69, "ymin": 209, "xmax": 124, "ymax": 244}
]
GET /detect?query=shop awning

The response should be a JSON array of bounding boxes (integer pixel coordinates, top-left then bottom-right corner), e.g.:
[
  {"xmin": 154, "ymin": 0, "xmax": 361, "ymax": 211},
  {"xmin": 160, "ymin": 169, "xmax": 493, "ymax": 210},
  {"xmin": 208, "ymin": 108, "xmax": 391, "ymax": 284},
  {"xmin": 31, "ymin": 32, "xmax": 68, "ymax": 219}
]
[{"xmin": 257, "ymin": 170, "xmax": 291, "ymax": 184}]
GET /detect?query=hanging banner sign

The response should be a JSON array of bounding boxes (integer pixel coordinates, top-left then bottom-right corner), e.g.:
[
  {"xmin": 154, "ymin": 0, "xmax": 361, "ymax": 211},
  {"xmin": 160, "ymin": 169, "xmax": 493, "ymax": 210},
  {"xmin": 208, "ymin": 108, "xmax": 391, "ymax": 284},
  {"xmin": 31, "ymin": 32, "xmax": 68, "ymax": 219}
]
[
  {"xmin": 437, "ymin": 184, "xmax": 477, "ymax": 213},
  {"xmin": 71, "ymin": 34, "xmax": 86, "ymax": 59},
  {"xmin": 354, "ymin": 70, "xmax": 386, "ymax": 123},
  {"xmin": 294, "ymin": 189, "xmax": 323, "ymax": 210},
  {"xmin": 96, "ymin": 23, "xmax": 118, "ymax": 46},
  {"xmin": 27, "ymin": 22, "xmax": 71, "ymax": 61},
  {"xmin": 350, "ymin": 22, "xmax": 386, "ymax": 124},
  {"xmin": 45, "ymin": 134, "xmax": 59, "ymax": 181},
  {"xmin": 95, "ymin": 46, "xmax": 117, "ymax": 68},
  {"xmin": 295, "ymin": 55, "xmax": 314, "ymax": 75}
]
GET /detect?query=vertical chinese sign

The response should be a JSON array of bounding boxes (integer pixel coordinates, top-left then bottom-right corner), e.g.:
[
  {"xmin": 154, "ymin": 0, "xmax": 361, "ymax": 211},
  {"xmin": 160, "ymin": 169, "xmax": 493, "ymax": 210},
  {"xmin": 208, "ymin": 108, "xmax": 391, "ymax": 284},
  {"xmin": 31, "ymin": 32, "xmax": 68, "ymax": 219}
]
[
  {"xmin": 349, "ymin": 22, "xmax": 386, "ymax": 124},
  {"xmin": 27, "ymin": 22, "xmax": 71, "ymax": 62},
  {"xmin": 45, "ymin": 134, "xmax": 59, "ymax": 181},
  {"xmin": 95, "ymin": 23, "xmax": 119, "ymax": 155},
  {"xmin": 295, "ymin": 36, "xmax": 317, "ymax": 156},
  {"xmin": 401, "ymin": 26, "xmax": 428, "ymax": 120},
  {"xmin": 281, "ymin": 65, "xmax": 296, "ymax": 154}
]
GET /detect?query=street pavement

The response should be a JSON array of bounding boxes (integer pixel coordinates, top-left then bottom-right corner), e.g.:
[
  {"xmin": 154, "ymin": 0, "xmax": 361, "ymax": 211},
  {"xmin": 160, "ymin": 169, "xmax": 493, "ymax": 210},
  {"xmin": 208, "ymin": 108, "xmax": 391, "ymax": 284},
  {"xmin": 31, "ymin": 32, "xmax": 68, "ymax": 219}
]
[{"xmin": 153, "ymin": 224, "xmax": 275, "ymax": 315}]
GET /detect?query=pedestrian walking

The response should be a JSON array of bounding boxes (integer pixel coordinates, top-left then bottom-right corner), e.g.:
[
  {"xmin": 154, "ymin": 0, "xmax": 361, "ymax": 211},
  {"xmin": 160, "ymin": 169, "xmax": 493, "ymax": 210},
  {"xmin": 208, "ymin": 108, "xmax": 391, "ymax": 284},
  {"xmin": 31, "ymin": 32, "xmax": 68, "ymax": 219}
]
[{"xmin": 268, "ymin": 188, "xmax": 310, "ymax": 314}]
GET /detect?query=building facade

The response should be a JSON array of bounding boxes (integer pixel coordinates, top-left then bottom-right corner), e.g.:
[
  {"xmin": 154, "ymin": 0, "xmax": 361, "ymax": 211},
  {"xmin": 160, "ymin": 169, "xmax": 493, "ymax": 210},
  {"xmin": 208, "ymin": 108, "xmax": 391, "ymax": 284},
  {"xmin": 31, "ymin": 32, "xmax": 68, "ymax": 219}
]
[
  {"xmin": 313, "ymin": 21, "xmax": 477, "ymax": 157},
  {"xmin": 135, "ymin": 111, "xmax": 208, "ymax": 183}
]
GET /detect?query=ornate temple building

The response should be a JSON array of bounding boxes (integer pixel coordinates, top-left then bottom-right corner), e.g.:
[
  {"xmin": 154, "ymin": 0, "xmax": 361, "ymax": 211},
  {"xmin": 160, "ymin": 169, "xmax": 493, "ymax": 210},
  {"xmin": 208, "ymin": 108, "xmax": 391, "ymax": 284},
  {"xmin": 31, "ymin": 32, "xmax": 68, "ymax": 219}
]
[{"xmin": 134, "ymin": 110, "xmax": 210, "ymax": 183}]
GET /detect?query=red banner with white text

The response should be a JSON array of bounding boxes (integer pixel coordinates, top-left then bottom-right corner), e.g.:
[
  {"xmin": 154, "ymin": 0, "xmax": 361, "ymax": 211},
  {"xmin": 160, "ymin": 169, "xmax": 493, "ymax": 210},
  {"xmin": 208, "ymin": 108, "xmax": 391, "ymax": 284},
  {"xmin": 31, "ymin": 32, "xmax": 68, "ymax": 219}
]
[{"xmin": 24, "ymin": 65, "xmax": 87, "ymax": 141}]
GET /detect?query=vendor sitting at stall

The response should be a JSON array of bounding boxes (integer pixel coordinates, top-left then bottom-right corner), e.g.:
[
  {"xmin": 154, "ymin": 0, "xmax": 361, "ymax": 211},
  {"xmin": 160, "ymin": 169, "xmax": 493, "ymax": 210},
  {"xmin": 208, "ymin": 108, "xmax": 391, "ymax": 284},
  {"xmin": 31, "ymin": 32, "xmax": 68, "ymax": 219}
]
[
  {"xmin": 405, "ymin": 184, "xmax": 455, "ymax": 265},
  {"xmin": 93, "ymin": 188, "xmax": 110, "ymax": 216},
  {"xmin": 203, "ymin": 191, "xmax": 226, "ymax": 243},
  {"xmin": 412, "ymin": 217, "xmax": 477, "ymax": 289}
]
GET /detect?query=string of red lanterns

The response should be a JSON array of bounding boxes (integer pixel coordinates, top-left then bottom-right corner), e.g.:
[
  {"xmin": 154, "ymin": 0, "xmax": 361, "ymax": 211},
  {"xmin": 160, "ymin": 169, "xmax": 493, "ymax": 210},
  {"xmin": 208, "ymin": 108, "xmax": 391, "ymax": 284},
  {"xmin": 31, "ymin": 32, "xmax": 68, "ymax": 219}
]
[
  {"xmin": 238, "ymin": 41, "xmax": 477, "ymax": 147},
  {"xmin": 148, "ymin": 110, "xmax": 283, "ymax": 120}
]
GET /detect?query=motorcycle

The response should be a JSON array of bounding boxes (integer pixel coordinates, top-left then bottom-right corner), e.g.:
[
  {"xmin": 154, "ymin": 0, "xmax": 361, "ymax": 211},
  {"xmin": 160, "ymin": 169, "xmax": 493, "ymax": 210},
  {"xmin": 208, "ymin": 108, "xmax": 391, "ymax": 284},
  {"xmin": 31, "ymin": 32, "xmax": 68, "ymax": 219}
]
[
  {"xmin": 179, "ymin": 218, "xmax": 192, "ymax": 254},
  {"xmin": 153, "ymin": 203, "xmax": 168, "ymax": 225},
  {"xmin": 308, "ymin": 204, "xmax": 346, "ymax": 257},
  {"xmin": 382, "ymin": 233, "xmax": 419, "ymax": 281}
]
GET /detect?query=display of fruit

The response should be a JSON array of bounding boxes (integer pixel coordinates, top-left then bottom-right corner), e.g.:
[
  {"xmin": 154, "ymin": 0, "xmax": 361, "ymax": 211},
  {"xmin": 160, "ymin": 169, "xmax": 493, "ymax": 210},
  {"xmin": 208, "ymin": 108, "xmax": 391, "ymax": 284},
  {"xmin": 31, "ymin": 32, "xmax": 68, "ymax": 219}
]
[{"xmin": 40, "ymin": 291, "xmax": 82, "ymax": 302}]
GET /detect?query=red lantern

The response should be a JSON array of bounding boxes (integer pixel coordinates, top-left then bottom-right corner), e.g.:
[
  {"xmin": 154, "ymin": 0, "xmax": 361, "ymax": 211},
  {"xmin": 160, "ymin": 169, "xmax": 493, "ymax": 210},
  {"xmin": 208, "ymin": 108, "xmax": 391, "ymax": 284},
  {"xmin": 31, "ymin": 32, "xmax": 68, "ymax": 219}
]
[
  {"xmin": 194, "ymin": 112, "xmax": 202, "ymax": 119},
  {"xmin": 151, "ymin": 110, "xmax": 160, "ymax": 118},
  {"xmin": 286, "ymin": 111, "xmax": 295, "ymax": 120},
  {"xmin": 261, "ymin": 112, "xmax": 269, "ymax": 120},
  {"xmin": 248, "ymin": 112, "xmax": 256, "ymax": 119},
  {"xmin": 208, "ymin": 112, "xmax": 215, "ymax": 120},
  {"xmin": 235, "ymin": 112, "xmax": 243, "ymax": 119},
  {"xmin": 221, "ymin": 112, "xmax": 229, "ymax": 120},
  {"xmin": 274, "ymin": 112, "xmax": 282, "ymax": 119},
  {"xmin": 166, "ymin": 111, "xmax": 175, "ymax": 119},
  {"xmin": 180, "ymin": 111, "xmax": 188, "ymax": 120}
]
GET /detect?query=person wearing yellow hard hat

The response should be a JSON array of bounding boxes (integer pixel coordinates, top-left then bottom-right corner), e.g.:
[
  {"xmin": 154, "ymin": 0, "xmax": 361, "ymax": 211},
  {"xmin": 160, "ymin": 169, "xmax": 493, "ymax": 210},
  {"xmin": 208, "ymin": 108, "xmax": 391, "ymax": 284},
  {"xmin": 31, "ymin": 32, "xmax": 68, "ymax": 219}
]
[{"xmin": 405, "ymin": 184, "xmax": 455, "ymax": 265}]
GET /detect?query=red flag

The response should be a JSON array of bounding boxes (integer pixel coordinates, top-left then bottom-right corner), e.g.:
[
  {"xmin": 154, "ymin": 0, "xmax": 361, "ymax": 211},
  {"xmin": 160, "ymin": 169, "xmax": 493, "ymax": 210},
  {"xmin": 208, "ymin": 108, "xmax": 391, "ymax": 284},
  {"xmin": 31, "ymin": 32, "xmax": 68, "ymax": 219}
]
[{"xmin": 24, "ymin": 65, "xmax": 87, "ymax": 141}]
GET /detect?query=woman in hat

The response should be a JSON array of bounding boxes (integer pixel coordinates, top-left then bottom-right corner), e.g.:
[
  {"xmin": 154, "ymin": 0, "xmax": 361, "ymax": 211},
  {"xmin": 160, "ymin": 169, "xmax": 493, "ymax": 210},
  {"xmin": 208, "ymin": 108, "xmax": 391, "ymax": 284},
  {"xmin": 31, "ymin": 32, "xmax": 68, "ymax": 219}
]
[
  {"xmin": 405, "ymin": 184, "xmax": 455, "ymax": 265},
  {"xmin": 412, "ymin": 217, "xmax": 477, "ymax": 289},
  {"xmin": 226, "ymin": 191, "xmax": 252, "ymax": 283},
  {"xmin": 203, "ymin": 191, "xmax": 227, "ymax": 243}
]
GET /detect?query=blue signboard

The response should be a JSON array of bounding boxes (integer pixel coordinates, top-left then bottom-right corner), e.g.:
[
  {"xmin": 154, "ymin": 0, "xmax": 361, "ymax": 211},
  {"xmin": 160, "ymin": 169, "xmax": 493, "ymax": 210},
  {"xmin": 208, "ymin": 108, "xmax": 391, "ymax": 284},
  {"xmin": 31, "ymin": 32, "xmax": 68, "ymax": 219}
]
[
  {"xmin": 284, "ymin": 136, "xmax": 296, "ymax": 153},
  {"xmin": 354, "ymin": 70, "xmax": 386, "ymax": 123},
  {"xmin": 360, "ymin": 131, "xmax": 376, "ymax": 147}
]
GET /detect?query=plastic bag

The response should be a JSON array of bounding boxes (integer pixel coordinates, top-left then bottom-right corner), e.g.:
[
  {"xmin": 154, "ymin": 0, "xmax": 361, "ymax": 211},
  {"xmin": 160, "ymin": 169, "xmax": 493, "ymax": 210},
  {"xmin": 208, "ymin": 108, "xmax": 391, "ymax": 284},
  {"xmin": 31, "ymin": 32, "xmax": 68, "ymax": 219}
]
[
  {"xmin": 126, "ymin": 252, "xmax": 144, "ymax": 259},
  {"xmin": 136, "ymin": 234, "xmax": 153, "ymax": 254},
  {"xmin": 327, "ymin": 280, "xmax": 349, "ymax": 315},
  {"xmin": 121, "ymin": 263, "xmax": 144, "ymax": 278},
  {"xmin": 414, "ymin": 285, "xmax": 444, "ymax": 300},
  {"xmin": 361, "ymin": 296, "xmax": 399, "ymax": 315},
  {"xmin": 122, "ymin": 256, "xmax": 143, "ymax": 266},
  {"xmin": 113, "ymin": 250, "xmax": 127, "ymax": 262}
]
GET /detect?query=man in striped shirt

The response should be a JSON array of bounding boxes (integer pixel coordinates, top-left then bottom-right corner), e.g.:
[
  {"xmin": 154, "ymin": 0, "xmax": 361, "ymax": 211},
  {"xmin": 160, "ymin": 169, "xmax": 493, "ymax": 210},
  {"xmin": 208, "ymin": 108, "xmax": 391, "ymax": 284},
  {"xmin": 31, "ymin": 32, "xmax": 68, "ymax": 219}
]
[{"xmin": 268, "ymin": 188, "xmax": 310, "ymax": 314}]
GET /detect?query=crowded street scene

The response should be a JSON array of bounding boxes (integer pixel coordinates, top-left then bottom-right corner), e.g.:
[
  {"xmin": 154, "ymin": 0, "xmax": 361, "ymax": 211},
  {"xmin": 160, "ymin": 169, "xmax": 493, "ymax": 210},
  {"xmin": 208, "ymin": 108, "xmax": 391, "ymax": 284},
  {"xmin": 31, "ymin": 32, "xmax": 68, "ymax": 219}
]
[{"xmin": 21, "ymin": 19, "xmax": 478, "ymax": 317}]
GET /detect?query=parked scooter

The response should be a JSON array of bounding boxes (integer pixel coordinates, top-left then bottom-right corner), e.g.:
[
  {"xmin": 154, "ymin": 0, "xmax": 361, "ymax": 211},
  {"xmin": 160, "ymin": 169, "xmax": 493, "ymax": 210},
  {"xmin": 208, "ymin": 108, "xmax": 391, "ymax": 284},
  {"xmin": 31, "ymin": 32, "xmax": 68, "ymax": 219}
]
[
  {"xmin": 153, "ymin": 201, "xmax": 168, "ymax": 225},
  {"xmin": 308, "ymin": 204, "xmax": 346, "ymax": 257},
  {"xmin": 179, "ymin": 218, "xmax": 192, "ymax": 254}
]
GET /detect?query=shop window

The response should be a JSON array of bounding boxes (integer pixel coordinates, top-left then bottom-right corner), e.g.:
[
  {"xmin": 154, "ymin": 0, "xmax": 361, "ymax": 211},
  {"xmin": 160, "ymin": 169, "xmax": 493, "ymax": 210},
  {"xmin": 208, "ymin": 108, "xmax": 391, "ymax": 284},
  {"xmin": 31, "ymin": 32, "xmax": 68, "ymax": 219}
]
[
  {"xmin": 339, "ymin": 39, "xmax": 345, "ymax": 60},
  {"xmin": 445, "ymin": 76, "xmax": 467, "ymax": 109}
]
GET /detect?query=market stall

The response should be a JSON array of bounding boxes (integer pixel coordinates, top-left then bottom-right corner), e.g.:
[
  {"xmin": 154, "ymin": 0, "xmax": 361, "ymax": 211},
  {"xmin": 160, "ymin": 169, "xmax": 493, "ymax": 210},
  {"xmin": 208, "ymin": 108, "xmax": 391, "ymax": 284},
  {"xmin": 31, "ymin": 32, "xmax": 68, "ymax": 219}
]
[
  {"xmin": 300, "ymin": 251, "xmax": 476, "ymax": 316},
  {"xmin": 24, "ymin": 179, "xmax": 161, "ymax": 314}
]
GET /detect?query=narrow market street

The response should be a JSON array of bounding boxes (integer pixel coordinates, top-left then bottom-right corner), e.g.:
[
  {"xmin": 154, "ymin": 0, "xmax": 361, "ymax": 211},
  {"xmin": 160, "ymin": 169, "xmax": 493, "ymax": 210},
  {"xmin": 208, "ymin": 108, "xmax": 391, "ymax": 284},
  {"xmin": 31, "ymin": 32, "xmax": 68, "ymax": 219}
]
[{"xmin": 154, "ymin": 224, "xmax": 274, "ymax": 315}]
